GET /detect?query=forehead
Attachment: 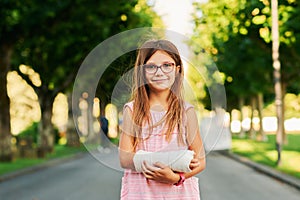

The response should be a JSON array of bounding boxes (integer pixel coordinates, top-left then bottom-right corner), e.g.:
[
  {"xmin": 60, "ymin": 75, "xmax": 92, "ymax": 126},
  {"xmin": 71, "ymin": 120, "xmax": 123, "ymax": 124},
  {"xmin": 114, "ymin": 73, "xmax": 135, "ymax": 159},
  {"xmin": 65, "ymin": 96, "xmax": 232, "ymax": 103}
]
[{"xmin": 146, "ymin": 50, "xmax": 175, "ymax": 63}]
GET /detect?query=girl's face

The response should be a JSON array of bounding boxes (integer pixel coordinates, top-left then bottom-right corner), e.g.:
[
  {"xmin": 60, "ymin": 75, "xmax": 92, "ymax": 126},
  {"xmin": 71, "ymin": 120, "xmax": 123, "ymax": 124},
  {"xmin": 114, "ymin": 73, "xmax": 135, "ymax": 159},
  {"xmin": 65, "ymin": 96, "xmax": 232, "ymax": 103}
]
[{"xmin": 144, "ymin": 50, "xmax": 178, "ymax": 92}]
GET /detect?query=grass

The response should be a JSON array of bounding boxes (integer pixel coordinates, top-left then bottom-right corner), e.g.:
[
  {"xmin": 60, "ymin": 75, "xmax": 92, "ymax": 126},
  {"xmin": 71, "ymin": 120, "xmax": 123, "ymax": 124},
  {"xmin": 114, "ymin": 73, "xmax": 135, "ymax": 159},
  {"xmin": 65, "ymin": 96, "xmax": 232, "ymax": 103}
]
[
  {"xmin": 0, "ymin": 144, "xmax": 87, "ymax": 176},
  {"xmin": 231, "ymin": 133, "xmax": 300, "ymax": 179}
]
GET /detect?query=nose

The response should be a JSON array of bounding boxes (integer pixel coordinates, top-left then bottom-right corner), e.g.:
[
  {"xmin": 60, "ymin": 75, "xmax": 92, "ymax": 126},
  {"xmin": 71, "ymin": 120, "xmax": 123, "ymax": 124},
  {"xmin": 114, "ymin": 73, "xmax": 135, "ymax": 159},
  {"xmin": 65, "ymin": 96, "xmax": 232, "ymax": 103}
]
[{"xmin": 155, "ymin": 67, "xmax": 164, "ymax": 75}]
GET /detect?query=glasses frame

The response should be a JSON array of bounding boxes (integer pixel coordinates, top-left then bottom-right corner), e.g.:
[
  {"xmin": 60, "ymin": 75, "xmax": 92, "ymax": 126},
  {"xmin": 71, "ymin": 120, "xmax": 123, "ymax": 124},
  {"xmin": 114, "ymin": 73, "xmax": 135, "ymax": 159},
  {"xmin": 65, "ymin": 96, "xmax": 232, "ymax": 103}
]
[{"xmin": 143, "ymin": 62, "xmax": 176, "ymax": 74}]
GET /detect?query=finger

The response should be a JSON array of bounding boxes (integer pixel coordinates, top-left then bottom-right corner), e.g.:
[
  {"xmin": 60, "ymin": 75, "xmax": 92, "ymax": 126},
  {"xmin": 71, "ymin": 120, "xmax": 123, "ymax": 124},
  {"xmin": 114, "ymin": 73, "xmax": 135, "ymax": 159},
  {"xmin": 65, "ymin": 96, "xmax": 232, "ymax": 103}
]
[
  {"xmin": 144, "ymin": 161, "xmax": 161, "ymax": 171},
  {"xmin": 190, "ymin": 158, "xmax": 199, "ymax": 164},
  {"xmin": 142, "ymin": 162, "xmax": 153, "ymax": 179},
  {"xmin": 141, "ymin": 161, "xmax": 150, "ymax": 173},
  {"xmin": 153, "ymin": 162, "xmax": 167, "ymax": 169},
  {"xmin": 189, "ymin": 160, "xmax": 200, "ymax": 169},
  {"xmin": 142, "ymin": 161, "xmax": 157, "ymax": 176},
  {"xmin": 190, "ymin": 160, "xmax": 200, "ymax": 165},
  {"xmin": 189, "ymin": 163, "xmax": 199, "ymax": 168}
]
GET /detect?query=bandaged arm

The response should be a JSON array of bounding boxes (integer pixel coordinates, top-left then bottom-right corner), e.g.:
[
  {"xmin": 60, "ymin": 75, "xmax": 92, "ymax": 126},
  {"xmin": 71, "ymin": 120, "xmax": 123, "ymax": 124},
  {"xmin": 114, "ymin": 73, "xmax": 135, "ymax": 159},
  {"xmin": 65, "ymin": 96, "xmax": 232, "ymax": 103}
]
[{"xmin": 133, "ymin": 150, "xmax": 194, "ymax": 173}]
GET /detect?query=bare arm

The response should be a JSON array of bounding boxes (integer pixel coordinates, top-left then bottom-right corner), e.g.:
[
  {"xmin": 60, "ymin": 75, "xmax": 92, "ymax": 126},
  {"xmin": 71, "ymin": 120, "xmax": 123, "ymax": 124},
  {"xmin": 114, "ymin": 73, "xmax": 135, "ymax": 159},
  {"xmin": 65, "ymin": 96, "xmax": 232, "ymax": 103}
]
[
  {"xmin": 184, "ymin": 107, "xmax": 206, "ymax": 179},
  {"xmin": 119, "ymin": 106, "xmax": 136, "ymax": 170}
]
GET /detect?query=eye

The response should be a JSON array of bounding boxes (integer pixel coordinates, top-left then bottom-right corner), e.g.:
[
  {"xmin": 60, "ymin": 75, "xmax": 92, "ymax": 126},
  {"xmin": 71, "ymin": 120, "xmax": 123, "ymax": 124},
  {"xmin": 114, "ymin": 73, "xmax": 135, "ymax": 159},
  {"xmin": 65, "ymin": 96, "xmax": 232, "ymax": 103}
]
[
  {"xmin": 163, "ymin": 63, "xmax": 173, "ymax": 67},
  {"xmin": 162, "ymin": 63, "xmax": 175, "ymax": 70},
  {"xmin": 144, "ymin": 64, "xmax": 157, "ymax": 70},
  {"xmin": 144, "ymin": 64, "xmax": 156, "ymax": 69}
]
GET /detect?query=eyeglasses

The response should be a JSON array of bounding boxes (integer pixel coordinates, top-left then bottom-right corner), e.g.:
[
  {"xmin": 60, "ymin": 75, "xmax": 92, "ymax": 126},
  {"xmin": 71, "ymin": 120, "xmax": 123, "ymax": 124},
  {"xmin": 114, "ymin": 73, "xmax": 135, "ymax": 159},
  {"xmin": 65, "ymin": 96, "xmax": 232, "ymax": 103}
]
[{"xmin": 143, "ymin": 62, "xmax": 175, "ymax": 74}]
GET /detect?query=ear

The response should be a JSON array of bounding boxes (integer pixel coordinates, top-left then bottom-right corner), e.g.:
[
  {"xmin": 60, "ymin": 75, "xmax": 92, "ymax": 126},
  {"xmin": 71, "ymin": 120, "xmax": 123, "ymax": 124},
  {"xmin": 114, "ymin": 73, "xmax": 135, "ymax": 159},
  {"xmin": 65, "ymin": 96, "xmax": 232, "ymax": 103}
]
[{"xmin": 176, "ymin": 65, "xmax": 181, "ymax": 73}]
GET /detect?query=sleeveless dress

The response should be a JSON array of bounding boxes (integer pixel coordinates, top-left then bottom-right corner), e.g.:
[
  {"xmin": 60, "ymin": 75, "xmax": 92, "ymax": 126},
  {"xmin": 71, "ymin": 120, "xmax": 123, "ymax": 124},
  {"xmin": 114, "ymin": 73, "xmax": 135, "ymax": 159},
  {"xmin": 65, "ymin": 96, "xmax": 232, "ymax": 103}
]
[{"xmin": 120, "ymin": 101, "xmax": 200, "ymax": 200}]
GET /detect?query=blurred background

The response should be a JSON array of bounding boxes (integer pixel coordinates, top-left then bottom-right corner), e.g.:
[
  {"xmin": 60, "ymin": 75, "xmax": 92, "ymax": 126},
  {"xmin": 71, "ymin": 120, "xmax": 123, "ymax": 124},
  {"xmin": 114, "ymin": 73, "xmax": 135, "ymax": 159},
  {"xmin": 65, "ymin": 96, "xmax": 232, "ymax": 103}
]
[{"xmin": 0, "ymin": 0, "xmax": 299, "ymax": 179}]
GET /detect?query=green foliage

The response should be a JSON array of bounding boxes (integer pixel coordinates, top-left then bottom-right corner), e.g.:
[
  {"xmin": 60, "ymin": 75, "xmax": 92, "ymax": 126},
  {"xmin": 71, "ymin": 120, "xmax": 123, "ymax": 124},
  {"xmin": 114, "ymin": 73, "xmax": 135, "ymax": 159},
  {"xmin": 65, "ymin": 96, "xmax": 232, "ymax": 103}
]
[
  {"xmin": 16, "ymin": 122, "xmax": 61, "ymax": 145},
  {"xmin": 283, "ymin": 93, "xmax": 300, "ymax": 118},
  {"xmin": 0, "ymin": 0, "xmax": 29, "ymax": 44},
  {"xmin": 10, "ymin": 0, "xmax": 162, "ymax": 109},
  {"xmin": 16, "ymin": 122, "xmax": 39, "ymax": 145},
  {"xmin": 110, "ymin": 137, "xmax": 120, "ymax": 146},
  {"xmin": 12, "ymin": 0, "xmax": 160, "ymax": 94},
  {"xmin": 191, "ymin": 0, "xmax": 300, "ymax": 111},
  {"xmin": 193, "ymin": 0, "xmax": 272, "ymax": 109},
  {"xmin": 0, "ymin": 0, "xmax": 161, "ymax": 153},
  {"xmin": 97, "ymin": 50, "xmax": 137, "ymax": 111}
]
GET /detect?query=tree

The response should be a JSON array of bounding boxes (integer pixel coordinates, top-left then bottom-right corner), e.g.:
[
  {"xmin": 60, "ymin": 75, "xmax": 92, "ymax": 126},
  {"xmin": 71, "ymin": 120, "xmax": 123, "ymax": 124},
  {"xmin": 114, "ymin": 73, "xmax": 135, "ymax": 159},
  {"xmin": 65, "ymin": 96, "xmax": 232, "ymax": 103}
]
[
  {"xmin": 0, "ymin": 0, "xmax": 55, "ymax": 161},
  {"xmin": 191, "ymin": 0, "xmax": 300, "ymax": 142},
  {"xmin": 0, "ymin": 42, "xmax": 12, "ymax": 161},
  {"xmin": 271, "ymin": 0, "xmax": 283, "ymax": 166},
  {"xmin": 191, "ymin": 0, "xmax": 273, "ymax": 141},
  {"xmin": 13, "ymin": 0, "xmax": 161, "ymax": 156}
]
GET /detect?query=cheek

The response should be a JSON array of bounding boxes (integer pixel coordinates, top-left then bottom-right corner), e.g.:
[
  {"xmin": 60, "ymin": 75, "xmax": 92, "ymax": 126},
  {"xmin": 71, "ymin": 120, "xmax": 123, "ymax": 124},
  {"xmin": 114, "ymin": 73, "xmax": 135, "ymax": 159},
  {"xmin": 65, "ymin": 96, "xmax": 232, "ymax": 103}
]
[
  {"xmin": 170, "ymin": 72, "xmax": 177, "ymax": 83},
  {"xmin": 170, "ymin": 77, "xmax": 176, "ymax": 87},
  {"xmin": 145, "ymin": 73, "xmax": 151, "ymax": 83}
]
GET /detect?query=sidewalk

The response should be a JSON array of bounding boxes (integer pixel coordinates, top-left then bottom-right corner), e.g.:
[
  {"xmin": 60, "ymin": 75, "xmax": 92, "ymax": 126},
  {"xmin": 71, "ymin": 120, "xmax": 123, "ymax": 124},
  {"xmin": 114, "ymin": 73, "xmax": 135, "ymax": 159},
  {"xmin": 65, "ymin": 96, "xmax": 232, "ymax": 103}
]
[{"xmin": 219, "ymin": 150, "xmax": 300, "ymax": 191}]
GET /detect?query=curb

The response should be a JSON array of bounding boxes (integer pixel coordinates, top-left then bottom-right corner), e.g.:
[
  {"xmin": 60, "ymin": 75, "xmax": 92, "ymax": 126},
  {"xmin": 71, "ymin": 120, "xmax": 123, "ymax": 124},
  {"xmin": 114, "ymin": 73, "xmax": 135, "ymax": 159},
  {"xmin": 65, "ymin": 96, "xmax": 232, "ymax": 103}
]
[
  {"xmin": 0, "ymin": 152, "xmax": 86, "ymax": 183},
  {"xmin": 218, "ymin": 150, "xmax": 300, "ymax": 191}
]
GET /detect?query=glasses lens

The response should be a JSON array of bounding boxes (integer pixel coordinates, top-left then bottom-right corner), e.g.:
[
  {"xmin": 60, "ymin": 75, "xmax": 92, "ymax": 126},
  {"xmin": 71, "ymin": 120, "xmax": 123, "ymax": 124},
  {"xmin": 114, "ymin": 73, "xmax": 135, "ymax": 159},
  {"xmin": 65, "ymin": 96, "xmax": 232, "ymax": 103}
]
[
  {"xmin": 162, "ymin": 63, "xmax": 174, "ymax": 73},
  {"xmin": 144, "ymin": 63, "xmax": 175, "ymax": 74},
  {"xmin": 144, "ymin": 64, "xmax": 157, "ymax": 73}
]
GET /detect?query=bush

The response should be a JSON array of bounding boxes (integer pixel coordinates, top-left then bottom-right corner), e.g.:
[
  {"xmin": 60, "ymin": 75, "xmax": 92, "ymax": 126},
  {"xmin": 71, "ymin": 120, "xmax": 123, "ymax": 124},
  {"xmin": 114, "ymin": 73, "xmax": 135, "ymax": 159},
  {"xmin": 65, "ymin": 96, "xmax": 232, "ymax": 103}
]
[
  {"xmin": 16, "ymin": 122, "xmax": 39, "ymax": 145},
  {"xmin": 16, "ymin": 122, "xmax": 61, "ymax": 145}
]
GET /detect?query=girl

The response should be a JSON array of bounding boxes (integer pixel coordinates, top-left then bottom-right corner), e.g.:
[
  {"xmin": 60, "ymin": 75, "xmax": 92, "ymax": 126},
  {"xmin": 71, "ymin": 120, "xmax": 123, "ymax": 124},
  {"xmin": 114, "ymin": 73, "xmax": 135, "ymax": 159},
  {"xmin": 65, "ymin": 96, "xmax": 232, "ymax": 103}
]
[{"xmin": 119, "ymin": 39, "xmax": 206, "ymax": 199}]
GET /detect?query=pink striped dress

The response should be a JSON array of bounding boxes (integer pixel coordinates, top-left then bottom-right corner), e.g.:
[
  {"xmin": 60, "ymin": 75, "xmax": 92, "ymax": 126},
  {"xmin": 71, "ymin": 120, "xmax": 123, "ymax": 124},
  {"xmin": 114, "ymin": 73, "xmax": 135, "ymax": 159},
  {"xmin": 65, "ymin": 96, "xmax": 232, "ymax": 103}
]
[{"xmin": 120, "ymin": 101, "xmax": 200, "ymax": 200}]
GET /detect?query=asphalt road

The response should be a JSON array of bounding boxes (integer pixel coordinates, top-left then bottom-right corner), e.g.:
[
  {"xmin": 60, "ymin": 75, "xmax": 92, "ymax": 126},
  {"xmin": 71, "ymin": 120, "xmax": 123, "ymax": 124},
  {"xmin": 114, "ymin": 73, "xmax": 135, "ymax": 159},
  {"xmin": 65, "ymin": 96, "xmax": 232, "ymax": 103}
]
[{"xmin": 0, "ymin": 149, "xmax": 299, "ymax": 200}]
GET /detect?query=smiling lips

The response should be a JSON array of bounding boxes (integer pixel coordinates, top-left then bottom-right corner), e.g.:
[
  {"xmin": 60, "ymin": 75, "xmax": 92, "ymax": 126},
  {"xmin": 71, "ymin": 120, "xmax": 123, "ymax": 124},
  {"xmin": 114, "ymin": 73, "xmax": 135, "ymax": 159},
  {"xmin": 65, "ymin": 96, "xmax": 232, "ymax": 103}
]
[{"xmin": 152, "ymin": 78, "xmax": 169, "ymax": 82}]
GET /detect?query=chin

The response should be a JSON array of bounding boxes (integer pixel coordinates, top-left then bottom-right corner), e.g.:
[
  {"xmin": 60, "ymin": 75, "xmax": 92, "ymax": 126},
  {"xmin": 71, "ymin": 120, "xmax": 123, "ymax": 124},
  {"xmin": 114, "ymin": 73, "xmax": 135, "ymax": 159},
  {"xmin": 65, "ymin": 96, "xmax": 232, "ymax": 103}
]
[{"xmin": 152, "ymin": 85, "xmax": 171, "ymax": 92}]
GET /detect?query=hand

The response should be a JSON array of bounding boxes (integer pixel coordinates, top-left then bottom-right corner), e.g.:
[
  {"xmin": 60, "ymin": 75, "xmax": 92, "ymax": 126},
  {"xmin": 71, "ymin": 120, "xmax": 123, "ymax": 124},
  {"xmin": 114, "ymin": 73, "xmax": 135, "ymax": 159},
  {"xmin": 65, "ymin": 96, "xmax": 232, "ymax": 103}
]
[
  {"xmin": 141, "ymin": 161, "xmax": 179, "ymax": 184},
  {"xmin": 189, "ymin": 158, "xmax": 200, "ymax": 170}
]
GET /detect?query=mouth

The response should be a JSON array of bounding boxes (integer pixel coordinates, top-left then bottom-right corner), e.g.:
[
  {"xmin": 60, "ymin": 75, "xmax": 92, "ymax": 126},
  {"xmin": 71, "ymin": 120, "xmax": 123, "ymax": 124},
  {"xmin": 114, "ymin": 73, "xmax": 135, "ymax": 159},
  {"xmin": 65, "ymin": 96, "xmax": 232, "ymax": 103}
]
[{"xmin": 152, "ymin": 78, "xmax": 168, "ymax": 82}]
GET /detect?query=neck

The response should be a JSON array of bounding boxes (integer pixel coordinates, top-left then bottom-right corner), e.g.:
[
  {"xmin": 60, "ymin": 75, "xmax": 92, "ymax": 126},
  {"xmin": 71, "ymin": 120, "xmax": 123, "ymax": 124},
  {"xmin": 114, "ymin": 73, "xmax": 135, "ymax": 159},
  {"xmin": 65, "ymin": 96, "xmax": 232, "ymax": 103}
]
[{"xmin": 148, "ymin": 90, "xmax": 170, "ymax": 111}]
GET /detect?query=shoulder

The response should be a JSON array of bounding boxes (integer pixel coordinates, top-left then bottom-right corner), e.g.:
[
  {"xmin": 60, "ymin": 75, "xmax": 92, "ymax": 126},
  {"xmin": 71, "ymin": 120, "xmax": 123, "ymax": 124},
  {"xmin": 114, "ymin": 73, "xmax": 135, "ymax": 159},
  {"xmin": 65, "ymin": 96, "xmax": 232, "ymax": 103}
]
[
  {"xmin": 184, "ymin": 101, "xmax": 194, "ymax": 111},
  {"xmin": 183, "ymin": 102, "xmax": 198, "ymax": 121},
  {"xmin": 123, "ymin": 101, "xmax": 134, "ymax": 111}
]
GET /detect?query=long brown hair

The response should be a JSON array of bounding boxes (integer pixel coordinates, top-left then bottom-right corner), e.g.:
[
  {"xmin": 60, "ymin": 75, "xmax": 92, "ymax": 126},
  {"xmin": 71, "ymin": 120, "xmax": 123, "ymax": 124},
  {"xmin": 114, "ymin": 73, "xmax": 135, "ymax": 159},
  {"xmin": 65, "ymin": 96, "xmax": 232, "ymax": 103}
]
[{"xmin": 131, "ymin": 39, "xmax": 185, "ymax": 147}]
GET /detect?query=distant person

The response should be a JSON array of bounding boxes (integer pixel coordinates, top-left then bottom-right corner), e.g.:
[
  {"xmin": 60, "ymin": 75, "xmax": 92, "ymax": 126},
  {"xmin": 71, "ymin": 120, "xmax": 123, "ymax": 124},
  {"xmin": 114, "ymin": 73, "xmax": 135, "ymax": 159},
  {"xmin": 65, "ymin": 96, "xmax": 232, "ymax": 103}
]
[
  {"xmin": 99, "ymin": 115, "xmax": 109, "ymax": 149},
  {"xmin": 100, "ymin": 116, "xmax": 108, "ymax": 137},
  {"xmin": 118, "ymin": 39, "xmax": 206, "ymax": 199}
]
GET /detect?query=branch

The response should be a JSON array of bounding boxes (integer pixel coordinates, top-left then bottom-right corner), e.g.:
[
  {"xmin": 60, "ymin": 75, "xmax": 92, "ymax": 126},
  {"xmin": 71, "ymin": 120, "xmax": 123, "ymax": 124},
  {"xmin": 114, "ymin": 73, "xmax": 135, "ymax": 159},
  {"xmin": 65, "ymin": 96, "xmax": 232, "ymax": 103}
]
[{"xmin": 15, "ymin": 69, "xmax": 37, "ymax": 92}]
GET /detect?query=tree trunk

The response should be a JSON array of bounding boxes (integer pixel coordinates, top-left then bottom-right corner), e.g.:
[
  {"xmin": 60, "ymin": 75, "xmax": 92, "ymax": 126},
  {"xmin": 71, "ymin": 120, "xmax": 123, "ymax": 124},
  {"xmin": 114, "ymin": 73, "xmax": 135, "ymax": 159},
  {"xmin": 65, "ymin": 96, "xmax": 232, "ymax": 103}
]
[
  {"xmin": 239, "ymin": 97, "xmax": 246, "ymax": 138},
  {"xmin": 257, "ymin": 93, "xmax": 267, "ymax": 141},
  {"xmin": 0, "ymin": 44, "xmax": 13, "ymax": 161},
  {"xmin": 249, "ymin": 96, "xmax": 256, "ymax": 139},
  {"xmin": 271, "ymin": 0, "xmax": 284, "ymax": 166},
  {"xmin": 281, "ymin": 83, "xmax": 287, "ymax": 144},
  {"xmin": 66, "ymin": 92, "xmax": 80, "ymax": 147},
  {"xmin": 100, "ymin": 99, "xmax": 107, "ymax": 116},
  {"xmin": 37, "ymin": 90, "xmax": 55, "ymax": 158}
]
